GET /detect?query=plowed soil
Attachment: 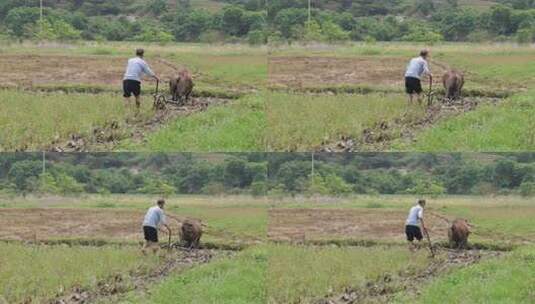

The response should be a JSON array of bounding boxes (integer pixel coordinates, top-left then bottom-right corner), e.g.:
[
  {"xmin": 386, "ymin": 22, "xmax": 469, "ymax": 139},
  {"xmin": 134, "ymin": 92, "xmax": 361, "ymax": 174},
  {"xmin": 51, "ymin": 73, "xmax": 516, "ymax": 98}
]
[
  {"xmin": 268, "ymin": 56, "xmax": 447, "ymax": 88},
  {"xmin": 268, "ymin": 208, "xmax": 449, "ymax": 243},
  {"xmin": 0, "ymin": 54, "xmax": 178, "ymax": 88},
  {"xmin": 0, "ymin": 208, "xmax": 149, "ymax": 241}
]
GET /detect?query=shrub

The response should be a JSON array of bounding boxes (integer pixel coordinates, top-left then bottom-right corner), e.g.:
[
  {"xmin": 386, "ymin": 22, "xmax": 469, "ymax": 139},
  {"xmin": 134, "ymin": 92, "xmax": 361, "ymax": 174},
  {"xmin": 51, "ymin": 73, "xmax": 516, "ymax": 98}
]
[
  {"xmin": 247, "ymin": 30, "xmax": 266, "ymax": 45},
  {"xmin": 201, "ymin": 182, "xmax": 226, "ymax": 196},
  {"xmin": 519, "ymin": 181, "xmax": 535, "ymax": 197},
  {"xmin": 250, "ymin": 181, "xmax": 267, "ymax": 197}
]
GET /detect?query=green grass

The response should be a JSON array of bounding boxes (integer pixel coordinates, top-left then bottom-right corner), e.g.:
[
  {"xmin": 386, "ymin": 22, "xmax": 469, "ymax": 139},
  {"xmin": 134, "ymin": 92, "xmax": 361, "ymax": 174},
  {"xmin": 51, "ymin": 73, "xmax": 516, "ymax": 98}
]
[
  {"xmin": 402, "ymin": 91, "xmax": 535, "ymax": 151},
  {"xmin": 437, "ymin": 51, "xmax": 535, "ymax": 90},
  {"xmin": 130, "ymin": 94, "xmax": 266, "ymax": 152},
  {"xmin": 411, "ymin": 246, "xmax": 535, "ymax": 303},
  {"xmin": 2, "ymin": 194, "xmax": 535, "ymax": 302},
  {"xmin": 0, "ymin": 243, "xmax": 158, "ymax": 303},
  {"xmin": 267, "ymin": 244, "xmax": 429, "ymax": 304},
  {"xmin": 266, "ymin": 92, "xmax": 425, "ymax": 151},
  {"xmin": 145, "ymin": 247, "xmax": 266, "ymax": 304},
  {"xmin": 0, "ymin": 90, "xmax": 152, "ymax": 151}
]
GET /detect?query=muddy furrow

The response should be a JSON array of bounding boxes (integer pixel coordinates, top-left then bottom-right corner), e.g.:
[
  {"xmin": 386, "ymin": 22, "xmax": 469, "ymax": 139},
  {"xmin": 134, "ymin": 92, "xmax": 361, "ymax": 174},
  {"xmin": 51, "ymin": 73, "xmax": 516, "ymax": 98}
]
[
  {"xmin": 52, "ymin": 248, "xmax": 235, "ymax": 304},
  {"xmin": 322, "ymin": 97, "xmax": 503, "ymax": 152},
  {"xmin": 50, "ymin": 96, "xmax": 232, "ymax": 152},
  {"xmin": 314, "ymin": 248, "xmax": 503, "ymax": 304}
]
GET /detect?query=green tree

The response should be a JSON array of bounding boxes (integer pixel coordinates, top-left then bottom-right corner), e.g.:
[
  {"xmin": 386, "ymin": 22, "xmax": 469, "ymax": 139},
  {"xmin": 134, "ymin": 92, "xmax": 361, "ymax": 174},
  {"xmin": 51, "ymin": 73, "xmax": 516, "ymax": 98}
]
[
  {"xmin": 147, "ymin": 0, "xmax": 168, "ymax": 16},
  {"xmin": 519, "ymin": 181, "xmax": 535, "ymax": 197},
  {"xmin": 37, "ymin": 173, "xmax": 60, "ymax": 194},
  {"xmin": 54, "ymin": 172, "xmax": 84, "ymax": 194},
  {"xmin": 5, "ymin": 7, "xmax": 40, "ymax": 38},
  {"xmin": 321, "ymin": 20, "xmax": 350, "ymax": 42},
  {"xmin": 138, "ymin": 178, "xmax": 175, "ymax": 196},
  {"xmin": 8, "ymin": 160, "xmax": 42, "ymax": 193},
  {"xmin": 303, "ymin": 20, "xmax": 324, "ymax": 41}
]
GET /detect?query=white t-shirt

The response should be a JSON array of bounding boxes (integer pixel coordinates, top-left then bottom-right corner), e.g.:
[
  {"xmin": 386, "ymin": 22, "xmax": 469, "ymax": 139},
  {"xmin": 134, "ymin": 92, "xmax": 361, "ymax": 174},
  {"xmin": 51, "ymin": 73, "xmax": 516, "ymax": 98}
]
[
  {"xmin": 406, "ymin": 205, "xmax": 423, "ymax": 226},
  {"xmin": 143, "ymin": 206, "xmax": 166, "ymax": 228},
  {"xmin": 405, "ymin": 57, "xmax": 430, "ymax": 79},
  {"xmin": 123, "ymin": 57, "xmax": 155, "ymax": 82}
]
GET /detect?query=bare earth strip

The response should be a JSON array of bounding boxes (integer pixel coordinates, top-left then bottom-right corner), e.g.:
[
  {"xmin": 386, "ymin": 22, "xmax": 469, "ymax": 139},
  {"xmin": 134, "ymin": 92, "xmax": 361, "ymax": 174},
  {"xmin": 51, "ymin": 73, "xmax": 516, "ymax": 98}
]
[
  {"xmin": 0, "ymin": 54, "xmax": 178, "ymax": 88},
  {"xmin": 268, "ymin": 56, "xmax": 447, "ymax": 89},
  {"xmin": 268, "ymin": 208, "xmax": 449, "ymax": 243},
  {"xmin": 0, "ymin": 208, "xmax": 146, "ymax": 241}
]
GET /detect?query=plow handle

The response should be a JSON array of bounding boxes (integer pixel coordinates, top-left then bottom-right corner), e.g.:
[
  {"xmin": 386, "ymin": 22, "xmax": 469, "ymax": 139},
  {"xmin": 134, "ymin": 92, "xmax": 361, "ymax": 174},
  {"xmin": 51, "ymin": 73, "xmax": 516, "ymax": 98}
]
[
  {"xmin": 427, "ymin": 76, "xmax": 433, "ymax": 106},
  {"xmin": 421, "ymin": 219, "xmax": 435, "ymax": 258},
  {"xmin": 167, "ymin": 228, "xmax": 172, "ymax": 252}
]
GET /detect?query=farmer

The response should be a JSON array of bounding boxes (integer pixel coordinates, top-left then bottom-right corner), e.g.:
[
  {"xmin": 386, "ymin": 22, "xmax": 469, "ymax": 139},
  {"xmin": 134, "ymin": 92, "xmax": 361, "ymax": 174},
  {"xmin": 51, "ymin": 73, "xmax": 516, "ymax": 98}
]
[
  {"xmin": 142, "ymin": 199, "xmax": 171, "ymax": 255},
  {"xmin": 405, "ymin": 199, "xmax": 428, "ymax": 251},
  {"xmin": 404, "ymin": 49, "xmax": 433, "ymax": 105},
  {"xmin": 123, "ymin": 48, "xmax": 160, "ymax": 109}
]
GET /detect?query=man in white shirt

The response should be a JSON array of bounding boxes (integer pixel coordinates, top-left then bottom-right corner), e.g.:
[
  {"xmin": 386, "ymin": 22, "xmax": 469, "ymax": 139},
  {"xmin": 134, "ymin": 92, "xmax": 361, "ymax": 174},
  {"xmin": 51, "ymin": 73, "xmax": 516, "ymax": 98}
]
[
  {"xmin": 404, "ymin": 50, "xmax": 433, "ymax": 105},
  {"xmin": 142, "ymin": 199, "xmax": 171, "ymax": 255},
  {"xmin": 405, "ymin": 199, "xmax": 427, "ymax": 251},
  {"xmin": 123, "ymin": 48, "xmax": 160, "ymax": 109}
]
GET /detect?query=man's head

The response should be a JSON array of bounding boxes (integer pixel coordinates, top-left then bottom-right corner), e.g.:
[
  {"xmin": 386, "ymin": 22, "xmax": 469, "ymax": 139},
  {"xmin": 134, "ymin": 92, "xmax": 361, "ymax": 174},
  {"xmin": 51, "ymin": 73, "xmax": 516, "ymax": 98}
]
[
  {"xmin": 418, "ymin": 199, "xmax": 426, "ymax": 208},
  {"xmin": 136, "ymin": 48, "xmax": 145, "ymax": 58},
  {"xmin": 157, "ymin": 198, "xmax": 165, "ymax": 209},
  {"xmin": 420, "ymin": 49, "xmax": 430, "ymax": 59}
]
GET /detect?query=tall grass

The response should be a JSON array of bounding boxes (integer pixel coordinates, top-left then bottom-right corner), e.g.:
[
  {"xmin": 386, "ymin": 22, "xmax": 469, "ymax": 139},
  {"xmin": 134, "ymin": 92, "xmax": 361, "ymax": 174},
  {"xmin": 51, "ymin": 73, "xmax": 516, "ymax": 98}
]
[
  {"xmin": 0, "ymin": 90, "xmax": 152, "ymax": 151},
  {"xmin": 266, "ymin": 92, "xmax": 425, "ymax": 151},
  {"xmin": 411, "ymin": 246, "xmax": 535, "ymax": 303},
  {"xmin": 146, "ymin": 247, "xmax": 266, "ymax": 304},
  {"xmin": 133, "ymin": 94, "xmax": 266, "ymax": 152},
  {"xmin": 0, "ymin": 243, "xmax": 158, "ymax": 303},
  {"xmin": 403, "ymin": 91, "xmax": 535, "ymax": 151},
  {"xmin": 267, "ymin": 244, "xmax": 429, "ymax": 304}
]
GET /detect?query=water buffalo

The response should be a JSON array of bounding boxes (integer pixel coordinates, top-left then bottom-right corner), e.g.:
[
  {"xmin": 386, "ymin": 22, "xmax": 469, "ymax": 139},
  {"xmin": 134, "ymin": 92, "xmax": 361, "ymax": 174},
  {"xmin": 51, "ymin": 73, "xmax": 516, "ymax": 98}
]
[
  {"xmin": 442, "ymin": 70, "xmax": 464, "ymax": 100},
  {"xmin": 448, "ymin": 218, "xmax": 471, "ymax": 249},
  {"xmin": 180, "ymin": 219, "xmax": 202, "ymax": 249},
  {"xmin": 169, "ymin": 68, "xmax": 194, "ymax": 103}
]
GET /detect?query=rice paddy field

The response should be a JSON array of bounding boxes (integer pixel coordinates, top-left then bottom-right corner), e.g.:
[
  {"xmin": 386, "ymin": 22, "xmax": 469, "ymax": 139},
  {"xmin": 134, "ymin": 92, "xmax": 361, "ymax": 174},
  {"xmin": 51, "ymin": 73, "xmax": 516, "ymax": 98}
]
[
  {"xmin": 267, "ymin": 43, "xmax": 535, "ymax": 152},
  {"xmin": 1, "ymin": 194, "xmax": 534, "ymax": 303},
  {"xmin": 1, "ymin": 42, "xmax": 534, "ymax": 152}
]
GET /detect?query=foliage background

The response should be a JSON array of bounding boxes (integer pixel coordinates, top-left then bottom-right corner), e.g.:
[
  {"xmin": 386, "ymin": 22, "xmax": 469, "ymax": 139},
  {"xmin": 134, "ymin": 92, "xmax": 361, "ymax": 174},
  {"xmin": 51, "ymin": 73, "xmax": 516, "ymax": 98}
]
[{"xmin": 1, "ymin": 153, "xmax": 534, "ymax": 197}]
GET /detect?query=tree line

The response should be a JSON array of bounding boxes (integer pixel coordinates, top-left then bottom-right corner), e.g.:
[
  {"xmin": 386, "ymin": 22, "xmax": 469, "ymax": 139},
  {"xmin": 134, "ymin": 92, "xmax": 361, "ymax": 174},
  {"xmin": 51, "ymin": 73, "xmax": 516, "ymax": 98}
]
[
  {"xmin": 0, "ymin": 153, "xmax": 534, "ymax": 197},
  {"xmin": 0, "ymin": 0, "xmax": 267, "ymax": 44},
  {"xmin": 1, "ymin": 1, "xmax": 534, "ymax": 44},
  {"xmin": 268, "ymin": 0, "xmax": 535, "ymax": 43}
]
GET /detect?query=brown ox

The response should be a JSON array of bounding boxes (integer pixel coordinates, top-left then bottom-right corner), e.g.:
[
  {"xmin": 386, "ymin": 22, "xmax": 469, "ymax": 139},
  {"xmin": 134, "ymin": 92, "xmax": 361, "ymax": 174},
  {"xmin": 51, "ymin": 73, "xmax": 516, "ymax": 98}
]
[
  {"xmin": 448, "ymin": 218, "xmax": 471, "ymax": 249},
  {"xmin": 442, "ymin": 70, "xmax": 465, "ymax": 100},
  {"xmin": 169, "ymin": 68, "xmax": 194, "ymax": 103},
  {"xmin": 180, "ymin": 219, "xmax": 203, "ymax": 249}
]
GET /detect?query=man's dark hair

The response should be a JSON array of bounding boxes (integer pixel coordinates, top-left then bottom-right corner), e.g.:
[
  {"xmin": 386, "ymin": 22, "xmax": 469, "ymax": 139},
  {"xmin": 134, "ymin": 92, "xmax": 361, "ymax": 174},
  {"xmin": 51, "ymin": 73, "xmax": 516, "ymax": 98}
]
[
  {"xmin": 136, "ymin": 48, "xmax": 144, "ymax": 57},
  {"xmin": 420, "ymin": 49, "xmax": 429, "ymax": 58},
  {"xmin": 157, "ymin": 199, "xmax": 165, "ymax": 206},
  {"xmin": 418, "ymin": 199, "xmax": 426, "ymax": 206}
]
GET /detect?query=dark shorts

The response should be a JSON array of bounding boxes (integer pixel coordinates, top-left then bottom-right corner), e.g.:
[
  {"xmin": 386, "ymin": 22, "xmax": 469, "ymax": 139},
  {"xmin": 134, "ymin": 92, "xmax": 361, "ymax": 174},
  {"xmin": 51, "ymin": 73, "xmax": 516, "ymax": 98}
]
[
  {"xmin": 405, "ymin": 77, "xmax": 422, "ymax": 94},
  {"xmin": 405, "ymin": 225, "xmax": 423, "ymax": 242},
  {"xmin": 123, "ymin": 79, "xmax": 141, "ymax": 98},
  {"xmin": 143, "ymin": 226, "xmax": 158, "ymax": 242}
]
